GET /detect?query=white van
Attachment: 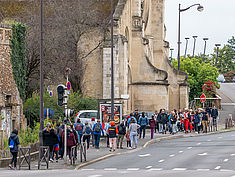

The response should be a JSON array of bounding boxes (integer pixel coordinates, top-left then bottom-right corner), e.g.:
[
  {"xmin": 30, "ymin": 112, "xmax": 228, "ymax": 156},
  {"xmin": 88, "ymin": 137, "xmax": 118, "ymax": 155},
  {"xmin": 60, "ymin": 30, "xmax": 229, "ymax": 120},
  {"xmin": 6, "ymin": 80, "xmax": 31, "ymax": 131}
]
[{"xmin": 74, "ymin": 110, "xmax": 98, "ymax": 124}]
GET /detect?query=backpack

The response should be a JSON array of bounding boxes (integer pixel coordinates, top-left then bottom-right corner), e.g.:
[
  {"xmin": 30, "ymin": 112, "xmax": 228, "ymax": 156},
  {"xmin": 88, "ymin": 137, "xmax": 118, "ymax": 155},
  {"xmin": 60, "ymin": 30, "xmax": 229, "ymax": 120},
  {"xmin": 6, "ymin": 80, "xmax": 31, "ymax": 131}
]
[
  {"xmin": 94, "ymin": 123, "xmax": 101, "ymax": 133},
  {"xmin": 85, "ymin": 127, "xmax": 91, "ymax": 134},
  {"xmin": 118, "ymin": 125, "xmax": 123, "ymax": 133},
  {"xmin": 76, "ymin": 123, "xmax": 82, "ymax": 131},
  {"xmin": 9, "ymin": 138, "xmax": 15, "ymax": 149}
]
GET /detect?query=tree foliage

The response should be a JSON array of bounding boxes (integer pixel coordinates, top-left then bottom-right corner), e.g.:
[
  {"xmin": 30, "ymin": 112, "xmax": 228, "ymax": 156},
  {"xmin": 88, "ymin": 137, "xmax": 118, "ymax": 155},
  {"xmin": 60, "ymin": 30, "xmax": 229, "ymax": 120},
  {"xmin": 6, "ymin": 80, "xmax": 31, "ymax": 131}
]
[
  {"xmin": 23, "ymin": 91, "xmax": 97, "ymax": 126},
  {"xmin": 10, "ymin": 22, "xmax": 27, "ymax": 102},
  {"xmin": 172, "ymin": 57, "xmax": 219, "ymax": 101}
]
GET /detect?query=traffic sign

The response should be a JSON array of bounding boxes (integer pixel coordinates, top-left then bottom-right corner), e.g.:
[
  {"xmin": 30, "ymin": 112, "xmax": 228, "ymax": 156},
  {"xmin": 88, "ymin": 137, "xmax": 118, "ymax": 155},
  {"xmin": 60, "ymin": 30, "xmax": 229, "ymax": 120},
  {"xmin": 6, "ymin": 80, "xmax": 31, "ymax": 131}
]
[
  {"xmin": 66, "ymin": 81, "xmax": 71, "ymax": 91},
  {"xmin": 200, "ymin": 94, "xmax": 206, "ymax": 103}
]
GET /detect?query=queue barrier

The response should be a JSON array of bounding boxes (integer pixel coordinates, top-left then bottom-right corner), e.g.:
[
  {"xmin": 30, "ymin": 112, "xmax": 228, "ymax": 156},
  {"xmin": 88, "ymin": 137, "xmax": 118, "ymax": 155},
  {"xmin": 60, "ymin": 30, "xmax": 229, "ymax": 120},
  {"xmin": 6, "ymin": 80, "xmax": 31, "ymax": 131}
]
[
  {"xmin": 19, "ymin": 147, "xmax": 31, "ymax": 170},
  {"xmin": 38, "ymin": 146, "xmax": 49, "ymax": 169}
]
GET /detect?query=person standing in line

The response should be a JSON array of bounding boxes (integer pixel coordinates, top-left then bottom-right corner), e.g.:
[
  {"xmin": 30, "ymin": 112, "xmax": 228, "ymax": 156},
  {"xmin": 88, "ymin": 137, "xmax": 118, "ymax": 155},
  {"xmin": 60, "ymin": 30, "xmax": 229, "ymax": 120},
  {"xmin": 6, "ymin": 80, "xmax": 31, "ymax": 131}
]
[
  {"xmin": 63, "ymin": 126, "xmax": 76, "ymax": 160},
  {"xmin": 134, "ymin": 109, "xmax": 140, "ymax": 125},
  {"xmin": 157, "ymin": 109, "xmax": 163, "ymax": 133},
  {"xmin": 170, "ymin": 111, "xmax": 177, "ymax": 135},
  {"xmin": 126, "ymin": 130, "xmax": 131, "ymax": 148},
  {"xmin": 138, "ymin": 112, "xmax": 149, "ymax": 139},
  {"xmin": 90, "ymin": 117, "xmax": 96, "ymax": 148},
  {"xmin": 160, "ymin": 109, "xmax": 168, "ymax": 134},
  {"xmin": 117, "ymin": 120, "xmax": 126, "ymax": 149},
  {"xmin": 104, "ymin": 119, "xmax": 111, "ymax": 147},
  {"xmin": 149, "ymin": 115, "xmax": 156, "ymax": 139},
  {"xmin": 201, "ymin": 109, "xmax": 209, "ymax": 133},
  {"xmin": 83, "ymin": 122, "xmax": 92, "ymax": 149},
  {"xmin": 92, "ymin": 120, "xmax": 104, "ymax": 149},
  {"xmin": 8, "ymin": 129, "xmax": 20, "ymax": 170},
  {"xmin": 154, "ymin": 110, "xmax": 159, "ymax": 133},
  {"xmin": 194, "ymin": 111, "xmax": 201, "ymax": 134},
  {"xmin": 107, "ymin": 121, "xmax": 118, "ymax": 152},
  {"xmin": 129, "ymin": 118, "xmax": 140, "ymax": 149},
  {"xmin": 211, "ymin": 105, "xmax": 218, "ymax": 131},
  {"xmin": 74, "ymin": 119, "xmax": 84, "ymax": 144},
  {"xmin": 127, "ymin": 113, "xmax": 137, "ymax": 128}
]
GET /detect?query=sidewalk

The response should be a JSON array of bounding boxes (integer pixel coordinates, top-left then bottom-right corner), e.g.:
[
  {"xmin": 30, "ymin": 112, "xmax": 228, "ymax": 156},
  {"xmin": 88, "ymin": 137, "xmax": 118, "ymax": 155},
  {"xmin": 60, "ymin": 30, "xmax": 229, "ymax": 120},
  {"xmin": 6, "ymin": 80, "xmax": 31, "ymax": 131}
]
[{"xmin": 2, "ymin": 128, "xmax": 233, "ymax": 171}]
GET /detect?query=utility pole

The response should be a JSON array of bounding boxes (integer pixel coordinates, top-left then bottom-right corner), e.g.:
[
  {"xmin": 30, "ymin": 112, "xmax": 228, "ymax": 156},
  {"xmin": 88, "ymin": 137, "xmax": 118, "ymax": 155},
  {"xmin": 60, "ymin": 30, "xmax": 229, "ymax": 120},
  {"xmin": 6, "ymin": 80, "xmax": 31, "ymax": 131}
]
[
  {"xmin": 39, "ymin": 0, "xmax": 44, "ymax": 146},
  {"xmin": 111, "ymin": 0, "xmax": 114, "ymax": 120}
]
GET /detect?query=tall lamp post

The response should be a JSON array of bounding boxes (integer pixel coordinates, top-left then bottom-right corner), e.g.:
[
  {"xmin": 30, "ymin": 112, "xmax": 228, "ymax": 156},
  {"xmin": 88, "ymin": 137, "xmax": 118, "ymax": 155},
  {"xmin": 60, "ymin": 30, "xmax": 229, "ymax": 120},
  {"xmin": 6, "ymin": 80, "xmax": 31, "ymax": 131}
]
[
  {"xmin": 39, "ymin": 0, "xmax": 44, "ymax": 146},
  {"xmin": 215, "ymin": 43, "xmax": 221, "ymax": 65},
  {"xmin": 177, "ymin": 3, "xmax": 204, "ymax": 70},
  {"xmin": 184, "ymin": 37, "xmax": 189, "ymax": 57},
  {"xmin": 202, "ymin": 38, "xmax": 209, "ymax": 62},
  {"xmin": 192, "ymin": 35, "xmax": 198, "ymax": 57},
  {"xmin": 110, "ymin": 0, "xmax": 114, "ymax": 120}
]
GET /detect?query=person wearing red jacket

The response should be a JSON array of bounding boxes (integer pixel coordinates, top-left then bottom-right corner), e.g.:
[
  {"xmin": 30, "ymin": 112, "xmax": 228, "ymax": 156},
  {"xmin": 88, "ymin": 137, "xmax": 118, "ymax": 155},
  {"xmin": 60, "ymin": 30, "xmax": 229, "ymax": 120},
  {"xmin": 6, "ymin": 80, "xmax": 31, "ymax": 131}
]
[
  {"xmin": 107, "ymin": 121, "xmax": 118, "ymax": 152},
  {"xmin": 62, "ymin": 127, "xmax": 76, "ymax": 160}
]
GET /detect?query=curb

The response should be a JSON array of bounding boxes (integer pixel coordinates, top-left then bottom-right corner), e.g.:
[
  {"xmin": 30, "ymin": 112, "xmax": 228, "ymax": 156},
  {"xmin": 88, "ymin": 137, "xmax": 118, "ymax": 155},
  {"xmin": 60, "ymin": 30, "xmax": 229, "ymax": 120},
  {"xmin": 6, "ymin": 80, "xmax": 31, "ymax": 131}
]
[{"xmin": 75, "ymin": 128, "xmax": 235, "ymax": 170}]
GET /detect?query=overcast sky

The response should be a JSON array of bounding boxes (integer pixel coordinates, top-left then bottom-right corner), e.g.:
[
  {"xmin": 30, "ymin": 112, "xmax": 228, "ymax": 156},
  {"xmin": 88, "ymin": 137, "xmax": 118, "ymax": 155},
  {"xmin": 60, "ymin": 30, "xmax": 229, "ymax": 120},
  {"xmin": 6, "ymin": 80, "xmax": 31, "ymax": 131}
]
[{"xmin": 165, "ymin": 0, "xmax": 235, "ymax": 59}]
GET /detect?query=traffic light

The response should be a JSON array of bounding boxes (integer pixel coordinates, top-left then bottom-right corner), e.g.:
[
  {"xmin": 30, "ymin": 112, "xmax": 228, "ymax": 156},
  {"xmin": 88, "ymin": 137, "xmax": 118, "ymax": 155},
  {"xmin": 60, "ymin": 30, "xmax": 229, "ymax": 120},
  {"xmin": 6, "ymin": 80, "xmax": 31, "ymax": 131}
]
[
  {"xmin": 57, "ymin": 85, "xmax": 65, "ymax": 106},
  {"xmin": 64, "ymin": 109, "xmax": 74, "ymax": 119}
]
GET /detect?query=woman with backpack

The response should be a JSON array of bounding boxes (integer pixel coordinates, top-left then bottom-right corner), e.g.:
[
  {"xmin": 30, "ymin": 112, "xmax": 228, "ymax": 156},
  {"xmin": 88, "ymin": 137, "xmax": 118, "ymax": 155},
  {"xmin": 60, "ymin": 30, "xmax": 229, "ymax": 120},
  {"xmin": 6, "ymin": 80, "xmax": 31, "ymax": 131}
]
[
  {"xmin": 8, "ymin": 129, "xmax": 20, "ymax": 169},
  {"xmin": 74, "ymin": 119, "xmax": 84, "ymax": 144},
  {"xmin": 92, "ymin": 120, "xmax": 104, "ymax": 149},
  {"xmin": 129, "ymin": 118, "xmax": 140, "ymax": 149},
  {"xmin": 107, "ymin": 121, "xmax": 118, "ymax": 152},
  {"xmin": 83, "ymin": 122, "xmax": 92, "ymax": 149}
]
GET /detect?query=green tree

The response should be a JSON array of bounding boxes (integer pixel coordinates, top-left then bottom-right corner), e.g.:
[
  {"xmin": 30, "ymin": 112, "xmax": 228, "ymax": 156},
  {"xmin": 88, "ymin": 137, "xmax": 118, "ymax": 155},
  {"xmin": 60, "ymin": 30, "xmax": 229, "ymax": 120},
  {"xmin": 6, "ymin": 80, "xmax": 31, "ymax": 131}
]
[
  {"xmin": 23, "ymin": 91, "xmax": 97, "ymax": 126},
  {"xmin": 172, "ymin": 57, "xmax": 219, "ymax": 101},
  {"xmin": 10, "ymin": 23, "xmax": 27, "ymax": 102},
  {"xmin": 211, "ymin": 36, "xmax": 235, "ymax": 74}
]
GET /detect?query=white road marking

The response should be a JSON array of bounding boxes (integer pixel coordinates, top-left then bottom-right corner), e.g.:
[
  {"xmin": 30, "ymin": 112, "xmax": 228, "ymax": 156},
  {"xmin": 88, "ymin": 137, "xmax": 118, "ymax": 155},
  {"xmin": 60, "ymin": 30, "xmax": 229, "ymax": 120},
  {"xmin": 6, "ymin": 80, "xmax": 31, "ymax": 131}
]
[
  {"xmin": 215, "ymin": 166, "xmax": 221, "ymax": 170},
  {"xmin": 196, "ymin": 143, "xmax": 201, "ymax": 145},
  {"xmin": 172, "ymin": 168, "xmax": 187, "ymax": 171},
  {"xmin": 220, "ymin": 169, "xmax": 232, "ymax": 172},
  {"xmin": 207, "ymin": 140, "xmax": 212, "ymax": 142},
  {"xmin": 81, "ymin": 169, "xmax": 95, "ymax": 171},
  {"xmin": 231, "ymin": 135, "xmax": 235, "ymax": 137},
  {"xmin": 197, "ymin": 169, "xmax": 210, "ymax": 171},
  {"xmin": 148, "ymin": 168, "xmax": 163, "ymax": 171},
  {"xmin": 230, "ymin": 154, "xmax": 235, "ymax": 156},
  {"xmin": 169, "ymin": 154, "xmax": 175, "ymax": 157},
  {"xmin": 224, "ymin": 159, "xmax": 229, "ymax": 162},
  {"xmin": 138, "ymin": 154, "xmax": 151, "ymax": 157},
  {"xmin": 127, "ymin": 168, "xmax": 139, "ymax": 171},
  {"xmin": 88, "ymin": 175, "xmax": 103, "ymax": 177},
  {"xmin": 146, "ymin": 166, "xmax": 152, "ymax": 169},
  {"xmin": 198, "ymin": 152, "xmax": 208, "ymax": 156},
  {"xmin": 104, "ymin": 168, "xmax": 117, "ymax": 171},
  {"xmin": 187, "ymin": 147, "xmax": 192, "ymax": 149},
  {"xmin": 179, "ymin": 151, "xmax": 183, "ymax": 153},
  {"xmin": 158, "ymin": 159, "xmax": 165, "ymax": 163},
  {"xmin": 218, "ymin": 136, "xmax": 223, "ymax": 139}
]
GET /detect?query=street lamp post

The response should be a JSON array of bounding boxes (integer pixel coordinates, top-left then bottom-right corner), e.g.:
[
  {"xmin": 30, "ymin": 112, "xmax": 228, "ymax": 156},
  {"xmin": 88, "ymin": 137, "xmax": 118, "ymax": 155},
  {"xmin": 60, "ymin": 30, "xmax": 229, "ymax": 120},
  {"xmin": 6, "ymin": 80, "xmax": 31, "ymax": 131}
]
[
  {"xmin": 192, "ymin": 35, "xmax": 198, "ymax": 57},
  {"xmin": 215, "ymin": 43, "xmax": 221, "ymax": 65},
  {"xmin": 177, "ymin": 3, "xmax": 204, "ymax": 70},
  {"xmin": 39, "ymin": 0, "xmax": 44, "ymax": 146},
  {"xmin": 110, "ymin": 0, "xmax": 114, "ymax": 120},
  {"xmin": 202, "ymin": 38, "xmax": 209, "ymax": 62},
  {"xmin": 184, "ymin": 37, "xmax": 189, "ymax": 57}
]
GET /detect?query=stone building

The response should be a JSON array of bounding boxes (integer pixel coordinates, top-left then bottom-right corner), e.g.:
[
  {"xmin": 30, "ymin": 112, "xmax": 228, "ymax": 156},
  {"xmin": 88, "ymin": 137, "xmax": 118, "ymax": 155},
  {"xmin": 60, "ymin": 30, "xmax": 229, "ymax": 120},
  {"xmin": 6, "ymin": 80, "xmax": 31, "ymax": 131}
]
[
  {"xmin": 0, "ymin": 24, "xmax": 26, "ymax": 141},
  {"xmin": 83, "ymin": 0, "xmax": 189, "ymax": 114}
]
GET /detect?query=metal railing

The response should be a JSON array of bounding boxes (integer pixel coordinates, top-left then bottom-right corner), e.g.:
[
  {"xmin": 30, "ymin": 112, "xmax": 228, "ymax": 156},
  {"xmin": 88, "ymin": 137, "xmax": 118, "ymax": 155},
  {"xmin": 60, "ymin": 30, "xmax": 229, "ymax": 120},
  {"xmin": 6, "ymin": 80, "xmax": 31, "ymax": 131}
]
[
  {"xmin": 38, "ymin": 146, "xmax": 49, "ymax": 169},
  {"xmin": 80, "ymin": 142, "xmax": 87, "ymax": 162},
  {"xmin": 19, "ymin": 147, "xmax": 31, "ymax": 170}
]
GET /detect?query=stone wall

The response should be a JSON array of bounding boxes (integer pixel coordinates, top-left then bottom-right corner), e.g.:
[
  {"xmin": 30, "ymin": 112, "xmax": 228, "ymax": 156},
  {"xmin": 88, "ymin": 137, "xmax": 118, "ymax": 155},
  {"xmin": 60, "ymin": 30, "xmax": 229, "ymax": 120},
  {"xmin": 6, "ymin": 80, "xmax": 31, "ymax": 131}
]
[{"xmin": 0, "ymin": 25, "xmax": 26, "ymax": 140}]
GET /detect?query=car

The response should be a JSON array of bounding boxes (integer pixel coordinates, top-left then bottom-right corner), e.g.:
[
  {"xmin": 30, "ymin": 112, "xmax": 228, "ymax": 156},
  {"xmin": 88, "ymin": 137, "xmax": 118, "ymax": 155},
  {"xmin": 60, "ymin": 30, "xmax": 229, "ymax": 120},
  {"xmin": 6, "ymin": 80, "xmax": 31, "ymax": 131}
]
[{"xmin": 74, "ymin": 110, "xmax": 98, "ymax": 124}]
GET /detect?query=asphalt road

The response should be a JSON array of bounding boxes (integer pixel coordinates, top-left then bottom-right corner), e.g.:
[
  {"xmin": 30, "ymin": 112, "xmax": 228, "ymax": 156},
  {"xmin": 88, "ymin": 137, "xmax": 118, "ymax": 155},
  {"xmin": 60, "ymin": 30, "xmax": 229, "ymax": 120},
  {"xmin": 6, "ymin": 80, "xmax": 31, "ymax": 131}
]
[{"xmin": 2, "ymin": 131, "xmax": 235, "ymax": 177}]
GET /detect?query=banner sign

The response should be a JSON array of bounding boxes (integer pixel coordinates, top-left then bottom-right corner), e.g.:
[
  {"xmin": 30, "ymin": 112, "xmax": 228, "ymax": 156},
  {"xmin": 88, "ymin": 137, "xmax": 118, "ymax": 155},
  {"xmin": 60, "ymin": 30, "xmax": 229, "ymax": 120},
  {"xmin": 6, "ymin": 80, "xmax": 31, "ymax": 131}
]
[{"xmin": 99, "ymin": 103, "xmax": 122, "ymax": 125}]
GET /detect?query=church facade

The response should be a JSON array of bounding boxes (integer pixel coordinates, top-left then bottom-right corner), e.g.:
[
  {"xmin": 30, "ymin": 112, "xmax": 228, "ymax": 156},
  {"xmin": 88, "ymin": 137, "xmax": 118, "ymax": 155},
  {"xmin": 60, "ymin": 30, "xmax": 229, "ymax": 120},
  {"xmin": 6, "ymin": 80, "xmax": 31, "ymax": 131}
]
[{"xmin": 83, "ymin": 0, "xmax": 189, "ymax": 114}]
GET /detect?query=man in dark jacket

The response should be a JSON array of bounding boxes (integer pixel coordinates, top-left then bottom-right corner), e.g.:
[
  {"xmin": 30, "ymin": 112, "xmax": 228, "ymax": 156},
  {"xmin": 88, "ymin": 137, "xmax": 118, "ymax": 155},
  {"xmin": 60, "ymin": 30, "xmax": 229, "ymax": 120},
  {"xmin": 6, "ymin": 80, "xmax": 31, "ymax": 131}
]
[
  {"xmin": 160, "ymin": 109, "xmax": 168, "ymax": 134},
  {"xmin": 134, "ymin": 109, "xmax": 140, "ymax": 124},
  {"xmin": 211, "ymin": 106, "xmax": 218, "ymax": 130},
  {"xmin": 117, "ymin": 120, "xmax": 126, "ymax": 149},
  {"xmin": 8, "ymin": 129, "xmax": 20, "ymax": 169}
]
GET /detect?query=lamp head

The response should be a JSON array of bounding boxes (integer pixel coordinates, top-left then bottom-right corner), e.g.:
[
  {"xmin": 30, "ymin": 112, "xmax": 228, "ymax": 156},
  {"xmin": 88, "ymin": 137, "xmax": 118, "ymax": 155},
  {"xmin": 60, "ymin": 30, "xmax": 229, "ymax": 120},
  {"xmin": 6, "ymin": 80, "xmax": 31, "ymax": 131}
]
[
  {"xmin": 197, "ymin": 5, "xmax": 204, "ymax": 12},
  {"xmin": 203, "ymin": 38, "xmax": 209, "ymax": 41},
  {"xmin": 170, "ymin": 48, "xmax": 174, "ymax": 51},
  {"xmin": 185, "ymin": 37, "xmax": 190, "ymax": 40},
  {"xmin": 215, "ymin": 44, "xmax": 221, "ymax": 47},
  {"xmin": 193, "ymin": 36, "xmax": 198, "ymax": 39}
]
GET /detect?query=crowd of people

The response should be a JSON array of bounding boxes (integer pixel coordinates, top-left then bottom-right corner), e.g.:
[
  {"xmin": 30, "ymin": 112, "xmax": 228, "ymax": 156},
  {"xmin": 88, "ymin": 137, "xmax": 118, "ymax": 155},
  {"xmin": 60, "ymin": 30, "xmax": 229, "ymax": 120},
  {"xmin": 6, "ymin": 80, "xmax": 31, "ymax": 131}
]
[{"xmin": 7, "ymin": 105, "xmax": 219, "ymax": 169}]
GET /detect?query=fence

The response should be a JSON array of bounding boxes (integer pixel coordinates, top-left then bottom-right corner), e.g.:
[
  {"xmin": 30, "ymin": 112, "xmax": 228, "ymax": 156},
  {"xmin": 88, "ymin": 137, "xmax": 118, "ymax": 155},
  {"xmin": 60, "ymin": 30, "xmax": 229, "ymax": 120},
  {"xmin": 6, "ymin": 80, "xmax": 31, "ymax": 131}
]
[
  {"xmin": 189, "ymin": 96, "xmax": 222, "ymax": 110},
  {"xmin": 38, "ymin": 146, "xmax": 49, "ymax": 169},
  {"xmin": 19, "ymin": 147, "xmax": 31, "ymax": 170}
]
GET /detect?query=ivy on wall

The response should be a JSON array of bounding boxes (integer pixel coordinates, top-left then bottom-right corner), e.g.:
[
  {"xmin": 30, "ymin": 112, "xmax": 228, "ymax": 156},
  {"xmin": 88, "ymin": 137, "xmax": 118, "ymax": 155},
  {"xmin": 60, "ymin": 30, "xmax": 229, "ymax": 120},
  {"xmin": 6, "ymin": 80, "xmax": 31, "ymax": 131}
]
[{"xmin": 10, "ymin": 23, "xmax": 27, "ymax": 102}]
